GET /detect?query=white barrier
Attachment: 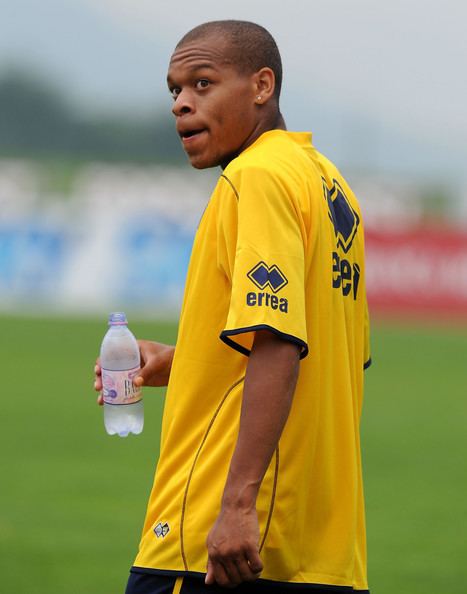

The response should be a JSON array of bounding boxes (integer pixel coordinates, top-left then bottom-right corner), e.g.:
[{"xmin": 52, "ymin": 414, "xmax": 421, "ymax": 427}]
[{"xmin": 0, "ymin": 160, "xmax": 215, "ymax": 315}]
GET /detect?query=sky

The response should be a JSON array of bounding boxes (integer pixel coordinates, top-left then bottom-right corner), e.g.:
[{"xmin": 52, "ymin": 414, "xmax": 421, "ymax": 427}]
[{"xmin": 1, "ymin": 0, "xmax": 467, "ymax": 178}]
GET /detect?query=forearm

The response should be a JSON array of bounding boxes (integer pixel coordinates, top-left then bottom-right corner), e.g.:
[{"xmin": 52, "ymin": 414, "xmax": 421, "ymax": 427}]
[{"xmin": 222, "ymin": 330, "xmax": 300, "ymax": 510}]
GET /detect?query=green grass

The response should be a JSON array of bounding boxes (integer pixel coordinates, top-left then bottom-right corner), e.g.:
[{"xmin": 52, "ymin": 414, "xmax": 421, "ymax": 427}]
[
  {"xmin": 362, "ymin": 322, "xmax": 467, "ymax": 593},
  {"xmin": 0, "ymin": 315, "xmax": 465, "ymax": 593},
  {"xmin": 0, "ymin": 315, "xmax": 176, "ymax": 594}
]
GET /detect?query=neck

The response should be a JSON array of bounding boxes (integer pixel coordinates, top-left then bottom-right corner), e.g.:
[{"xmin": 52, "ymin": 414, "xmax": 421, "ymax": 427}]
[
  {"xmin": 274, "ymin": 111, "xmax": 287, "ymax": 131},
  {"xmin": 220, "ymin": 109, "xmax": 287, "ymax": 170},
  {"xmin": 256, "ymin": 107, "xmax": 287, "ymax": 135}
]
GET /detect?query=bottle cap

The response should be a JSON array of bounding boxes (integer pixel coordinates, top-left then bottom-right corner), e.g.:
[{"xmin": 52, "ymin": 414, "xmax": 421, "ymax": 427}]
[{"xmin": 108, "ymin": 312, "xmax": 128, "ymax": 326}]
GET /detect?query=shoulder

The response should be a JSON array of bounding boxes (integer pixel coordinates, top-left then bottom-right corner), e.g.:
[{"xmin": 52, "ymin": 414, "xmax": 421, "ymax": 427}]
[
  {"xmin": 222, "ymin": 137, "xmax": 300, "ymax": 200},
  {"xmin": 227, "ymin": 131, "xmax": 303, "ymax": 175}
]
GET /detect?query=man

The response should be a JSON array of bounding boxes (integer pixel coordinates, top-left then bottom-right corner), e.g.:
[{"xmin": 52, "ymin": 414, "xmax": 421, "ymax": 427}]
[{"xmin": 95, "ymin": 20, "xmax": 371, "ymax": 594}]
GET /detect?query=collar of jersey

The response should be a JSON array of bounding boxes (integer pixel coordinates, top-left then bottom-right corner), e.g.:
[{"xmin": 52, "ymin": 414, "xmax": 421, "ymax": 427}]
[{"xmin": 242, "ymin": 129, "xmax": 313, "ymax": 156}]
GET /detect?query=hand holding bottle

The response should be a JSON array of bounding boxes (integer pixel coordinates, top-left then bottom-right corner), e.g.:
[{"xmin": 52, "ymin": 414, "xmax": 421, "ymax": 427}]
[
  {"xmin": 95, "ymin": 339, "xmax": 175, "ymax": 399},
  {"xmin": 94, "ymin": 318, "xmax": 175, "ymax": 438}
]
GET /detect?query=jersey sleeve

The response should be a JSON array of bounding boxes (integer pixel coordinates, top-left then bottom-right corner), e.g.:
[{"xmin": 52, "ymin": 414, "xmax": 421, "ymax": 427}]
[{"xmin": 219, "ymin": 167, "xmax": 308, "ymax": 358}]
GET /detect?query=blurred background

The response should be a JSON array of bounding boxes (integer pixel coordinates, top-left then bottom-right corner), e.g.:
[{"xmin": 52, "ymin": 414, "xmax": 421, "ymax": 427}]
[{"xmin": 0, "ymin": 1, "xmax": 466, "ymax": 593}]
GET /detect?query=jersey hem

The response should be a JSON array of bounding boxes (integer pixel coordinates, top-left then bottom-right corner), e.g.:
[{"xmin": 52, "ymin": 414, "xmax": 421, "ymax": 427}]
[
  {"xmin": 129, "ymin": 567, "xmax": 369, "ymax": 592},
  {"xmin": 220, "ymin": 324, "xmax": 308, "ymax": 359}
]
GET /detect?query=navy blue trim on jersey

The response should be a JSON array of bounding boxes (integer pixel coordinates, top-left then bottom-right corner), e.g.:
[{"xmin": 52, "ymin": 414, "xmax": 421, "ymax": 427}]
[
  {"xmin": 220, "ymin": 174, "xmax": 240, "ymax": 201},
  {"xmin": 131, "ymin": 567, "xmax": 205, "ymax": 579},
  {"xmin": 364, "ymin": 357, "xmax": 372, "ymax": 370},
  {"xmin": 129, "ymin": 567, "xmax": 370, "ymax": 593},
  {"xmin": 220, "ymin": 324, "xmax": 308, "ymax": 359}
]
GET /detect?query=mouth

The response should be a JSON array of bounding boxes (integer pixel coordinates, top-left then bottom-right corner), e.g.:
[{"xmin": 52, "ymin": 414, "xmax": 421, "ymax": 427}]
[{"xmin": 178, "ymin": 128, "xmax": 207, "ymax": 143}]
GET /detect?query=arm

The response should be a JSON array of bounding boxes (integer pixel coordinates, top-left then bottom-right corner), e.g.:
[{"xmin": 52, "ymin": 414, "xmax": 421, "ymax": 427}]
[
  {"xmin": 205, "ymin": 329, "xmax": 300, "ymax": 587},
  {"xmin": 94, "ymin": 339, "xmax": 175, "ymax": 404}
]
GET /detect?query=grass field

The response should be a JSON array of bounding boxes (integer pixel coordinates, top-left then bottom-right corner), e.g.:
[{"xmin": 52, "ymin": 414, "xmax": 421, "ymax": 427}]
[{"xmin": 0, "ymin": 314, "xmax": 466, "ymax": 594}]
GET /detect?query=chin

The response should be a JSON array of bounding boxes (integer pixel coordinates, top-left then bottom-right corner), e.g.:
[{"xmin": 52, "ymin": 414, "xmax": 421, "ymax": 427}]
[{"xmin": 187, "ymin": 154, "xmax": 221, "ymax": 170}]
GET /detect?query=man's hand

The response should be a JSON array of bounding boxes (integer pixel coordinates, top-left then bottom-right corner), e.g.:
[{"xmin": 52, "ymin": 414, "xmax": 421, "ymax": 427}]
[
  {"xmin": 94, "ymin": 340, "xmax": 175, "ymax": 405},
  {"xmin": 205, "ymin": 505, "xmax": 263, "ymax": 588}
]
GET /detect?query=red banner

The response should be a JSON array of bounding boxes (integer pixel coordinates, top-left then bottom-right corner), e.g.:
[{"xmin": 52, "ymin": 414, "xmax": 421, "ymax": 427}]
[{"xmin": 365, "ymin": 226, "xmax": 467, "ymax": 317}]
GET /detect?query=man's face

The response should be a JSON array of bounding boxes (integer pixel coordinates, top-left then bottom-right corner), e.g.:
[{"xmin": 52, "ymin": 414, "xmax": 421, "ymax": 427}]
[{"xmin": 167, "ymin": 35, "xmax": 260, "ymax": 169}]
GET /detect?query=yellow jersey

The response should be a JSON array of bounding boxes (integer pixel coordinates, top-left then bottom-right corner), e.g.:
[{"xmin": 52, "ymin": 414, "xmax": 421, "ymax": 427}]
[{"xmin": 133, "ymin": 130, "xmax": 371, "ymax": 592}]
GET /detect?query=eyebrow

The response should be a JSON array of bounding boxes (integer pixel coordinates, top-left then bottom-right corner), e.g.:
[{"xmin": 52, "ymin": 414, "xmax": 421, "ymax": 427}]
[{"xmin": 167, "ymin": 63, "xmax": 219, "ymax": 84}]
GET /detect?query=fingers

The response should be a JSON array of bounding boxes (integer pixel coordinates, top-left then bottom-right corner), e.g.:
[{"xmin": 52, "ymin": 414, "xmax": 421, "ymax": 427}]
[
  {"xmin": 205, "ymin": 558, "xmax": 215, "ymax": 585},
  {"xmin": 94, "ymin": 360, "xmax": 103, "ymax": 405},
  {"xmin": 134, "ymin": 350, "xmax": 161, "ymax": 387},
  {"xmin": 94, "ymin": 363, "xmax": 102, "ymax": 390},
  {"xmin": 206, "ymin": 562, "xmax": 259, "ymax": 588},
  {"xmin": 206, "ymin": 549, "xmax": 262, "ymax": 588},
  {"xmin": 205, "ymin": 558, "xmax": 238, "ymax": 589},
  {"xmin": 237, "ymin": 557, "xmax": 262, "ymax": 583},
  {"xmin": 245, "ymin": 545, "xmax": 263, "ymax": 576},
  {"xmin": 133, "ymin": 374, "xmax": 145, "ymax": 388},
  {"xmin": 226, "ymin": 559, "xmax": 254, "ymax": 587}
]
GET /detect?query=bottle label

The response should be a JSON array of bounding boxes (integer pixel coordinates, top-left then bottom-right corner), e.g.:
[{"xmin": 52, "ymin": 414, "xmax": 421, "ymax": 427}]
[{"xmin": 102, "ymin": 365, "xmax": 142, "ymax": 405}]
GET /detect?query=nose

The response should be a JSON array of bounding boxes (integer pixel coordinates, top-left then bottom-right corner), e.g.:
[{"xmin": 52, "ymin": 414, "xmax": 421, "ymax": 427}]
[{"xmin": 172, "ymin": 89, "xmax": 194, "ymax": 117}]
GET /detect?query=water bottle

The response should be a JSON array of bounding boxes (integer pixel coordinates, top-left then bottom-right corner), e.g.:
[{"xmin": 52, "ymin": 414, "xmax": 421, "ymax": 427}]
[{"xmin": 100, "ymin": 312, "xmax": 143, "ymax": 437}]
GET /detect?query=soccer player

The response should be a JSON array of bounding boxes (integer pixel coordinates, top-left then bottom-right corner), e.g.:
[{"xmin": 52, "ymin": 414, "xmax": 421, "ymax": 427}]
[{"xmin": 95, "ymin": 20, "xmax": 371, "ymax": 594}]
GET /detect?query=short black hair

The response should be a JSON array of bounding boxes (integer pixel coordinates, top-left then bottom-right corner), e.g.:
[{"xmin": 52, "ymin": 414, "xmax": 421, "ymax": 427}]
[{"xmin": 176, "ymin": 20, "xmax": 283, "ymax": 100}]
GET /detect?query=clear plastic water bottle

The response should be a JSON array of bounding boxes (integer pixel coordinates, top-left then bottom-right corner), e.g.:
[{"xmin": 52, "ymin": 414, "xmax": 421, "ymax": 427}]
[{"xmin": 100, "ymin": 312, "xmax": 143, "ymax": 437}]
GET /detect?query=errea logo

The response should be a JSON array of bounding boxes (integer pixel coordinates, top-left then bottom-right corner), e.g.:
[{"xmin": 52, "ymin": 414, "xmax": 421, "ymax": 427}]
[
  {"xmin": 246, "ymin": 262, "xmax": 288, "ymax": 313},
  {"xmin": 247, "ymin": 262, "xmax": 288, "ymax": 293},
  {"xmin": 154, "ymin": 522, "xmax": 170, "ymax": 538}
]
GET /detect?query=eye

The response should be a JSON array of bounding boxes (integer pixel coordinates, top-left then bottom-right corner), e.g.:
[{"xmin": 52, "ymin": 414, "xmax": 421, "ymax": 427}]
[
  {"xmin": 169, "ymin": 87, "xmax": 181, "ymax": 100},
  {"xmin": 195, "ymin": 79, "xmax": 210, "ymax": 90}
]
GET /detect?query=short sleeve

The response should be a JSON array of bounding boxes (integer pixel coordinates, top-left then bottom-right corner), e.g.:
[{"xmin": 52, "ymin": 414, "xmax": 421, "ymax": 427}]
[{"xmin": 219, "ymin": 167, "xmax": 308, "ymax": 359}]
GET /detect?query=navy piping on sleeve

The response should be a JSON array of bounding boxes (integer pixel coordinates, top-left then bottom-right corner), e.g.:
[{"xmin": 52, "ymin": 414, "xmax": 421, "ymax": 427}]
[
  {"xmin": 364, "ymin": 357, "xmax": 372, "ymax": 370},
  {"xmin": 220, "ymin": 324, "xmax": 308, "ymax": 359}
]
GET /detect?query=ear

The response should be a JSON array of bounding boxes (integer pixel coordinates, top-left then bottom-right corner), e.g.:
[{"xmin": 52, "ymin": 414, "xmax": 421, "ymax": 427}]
[{"xmin": 253, "ymin": 67, "xmax": 276, "ymax": 104}]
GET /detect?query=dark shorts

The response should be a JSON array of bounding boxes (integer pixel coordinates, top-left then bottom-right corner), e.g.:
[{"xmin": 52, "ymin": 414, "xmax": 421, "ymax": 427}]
[{"xmin": 125, "ymin": 570, "xmax": 370, "ymax": 594}]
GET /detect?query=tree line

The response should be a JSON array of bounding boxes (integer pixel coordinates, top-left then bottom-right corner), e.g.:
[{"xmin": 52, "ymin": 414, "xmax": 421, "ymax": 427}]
[{"xmin": 0, "ymin": 69, "xmax": 186, "ymax": 163}]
